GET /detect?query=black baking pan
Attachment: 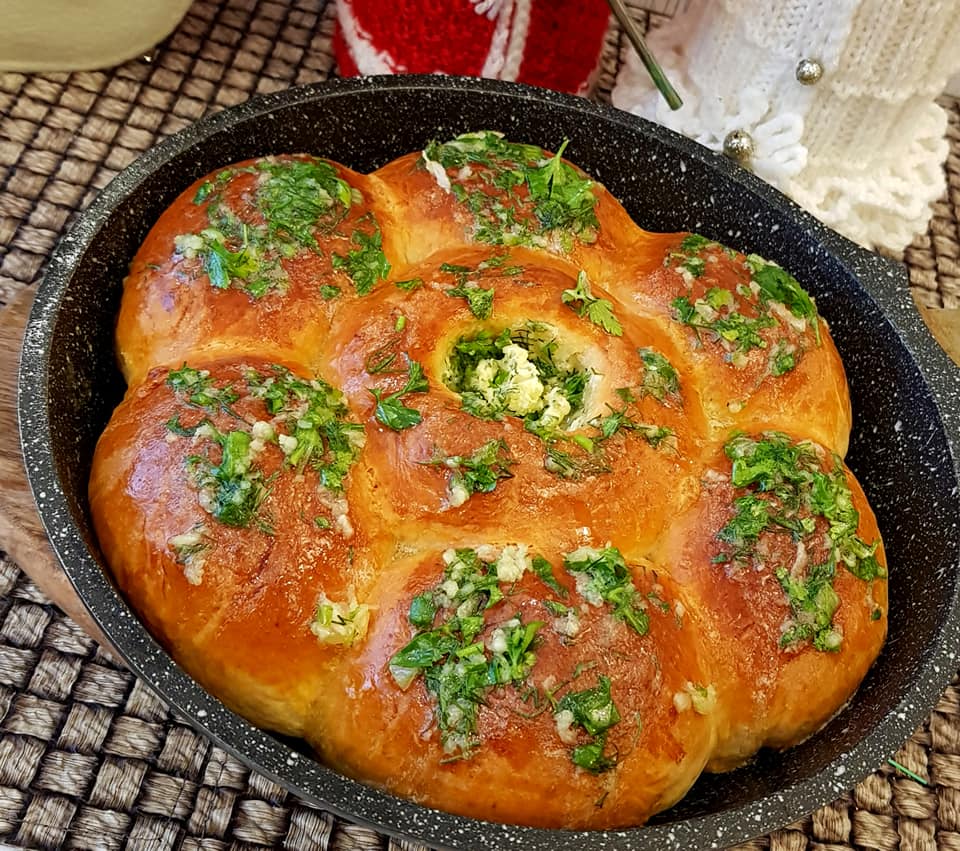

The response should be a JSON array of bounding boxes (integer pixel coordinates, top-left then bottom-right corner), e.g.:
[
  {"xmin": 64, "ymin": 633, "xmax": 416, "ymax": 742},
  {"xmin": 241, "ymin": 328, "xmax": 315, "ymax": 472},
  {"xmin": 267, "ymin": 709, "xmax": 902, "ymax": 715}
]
[{"xmin": 17, "ymin": 75, "xmax": 960, "ymax": 850}]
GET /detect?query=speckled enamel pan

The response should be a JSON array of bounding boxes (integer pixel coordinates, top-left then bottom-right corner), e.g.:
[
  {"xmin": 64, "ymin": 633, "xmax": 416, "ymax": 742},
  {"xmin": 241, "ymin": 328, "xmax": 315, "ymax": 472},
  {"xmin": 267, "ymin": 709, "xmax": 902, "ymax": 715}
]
[{"xmin": 18, "ymin": 75, "xmax": 960, "ymax": 850}]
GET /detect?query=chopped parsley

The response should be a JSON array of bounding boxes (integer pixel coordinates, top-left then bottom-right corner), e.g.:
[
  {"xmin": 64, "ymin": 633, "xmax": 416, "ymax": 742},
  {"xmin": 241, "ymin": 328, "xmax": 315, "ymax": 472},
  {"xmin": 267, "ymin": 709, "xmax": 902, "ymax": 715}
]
[
  {"xmin": 388, "ymin": 548, "xmax": 544, "ymax": 759},
  {"xmin": 637, "ymin": 348, "xmax": 680, "ymax": 401},
  {"xmin": 680, "ymin": 233, "xmax": 713, "ymax": 253},
  {"xmin": 185, "ymin": 425, "xmax": 271, "ymax": 531},
  {"xmin": 770, "ymin": 341, "xmax": 797, "ymax": 376},
  {"xmin": 667, "ymin": 239, "xmax": 821, "ymax": 373},
  {"xmin": 332, "ymin": 221, "xmax": 391, "ymax": 295},
  {"xmin": 245, "ymin": 365, "xmax": 365, "ymax": 492},
  {"xmin": 445, "ymin": 281, "xmax": 494, "ymax": 319},
  {"xmin": 319, "ymin": 284, "xmax": 341, "ymax": 300},
  {"xmin": 191, "ymin": 233, "xmax": 279, "ymax": 298},
  {"xmin": 562, "ymin": 546, "xmax": 650, "ymax": 636},
  {"xmin": 445, "ymin": 324, "xmax": 588, "ymax": 433},
  {"xmin": 664, "ymin": 233, "xmax": 717, "ymax": 278},
  {"xmin": 532, "ymin": 554, "xmax": 566, "ymax": 597},
  {"xmin": 440, "ymin": 255, "xmax": 524, "ymax": 319},
  {"xmin": 168, "ymin": 365, "xmax": 364, "ymax": 531},
  {"xmin": 672, "ymin": 293, "xmax": 776, "ymax": 356},
  {"xmin": 193, "ymin": 181, "xmax": 214, "ymax": 205},
  {"xmin": 165, "ymin": 413, "xmax": 211, "ymax": 437},
  {"xmin": 166, "ymin": 365, "xmax": 240, "ymax": 415},
  {"xmin": 776, "ymin": 560, "xmax": 842, "ymax": 651},
  {"xmin": 561, "ymin": 271, "xmax": 622, "ymax": 336},
  {"xmin": 714, "ymin": 433, "xmax": 886, "ymax": 650},
  {"xmin": 175, "ymin": 157, "xmax": 367, "ymax": 300},
  {"xmin": 421, "ymin": 132, "xmax": 599, "ymax": 250},
  {"xmin": 395, "ymin": 277, "xmax": 424, "ymax": 292},
  {"xmin": 369, "ymin": 359, "xmax": 429, "ymax": 431},
  {"xmin": 426, "ymin": 439, "xmax": 515, "ymax": 506},
  {"xmin": 556, "ymin": 674, "xmax": 621, "ymax": 773},
  {"xmin": 745, "ymin": 254, "xmax": 820, "ymax": 343}
]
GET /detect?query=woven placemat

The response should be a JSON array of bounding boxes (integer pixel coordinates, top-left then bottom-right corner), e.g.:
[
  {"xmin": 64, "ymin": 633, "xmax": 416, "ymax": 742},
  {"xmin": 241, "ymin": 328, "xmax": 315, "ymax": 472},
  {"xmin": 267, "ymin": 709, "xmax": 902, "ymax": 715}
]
[{"xmin": 1, "ymin": 1, "xmax": 959, "ymax": 849}]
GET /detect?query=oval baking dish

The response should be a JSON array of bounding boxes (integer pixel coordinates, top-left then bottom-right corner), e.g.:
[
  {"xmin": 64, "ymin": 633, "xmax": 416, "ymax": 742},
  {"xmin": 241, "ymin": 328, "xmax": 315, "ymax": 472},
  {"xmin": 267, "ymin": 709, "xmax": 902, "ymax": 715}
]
[{"xmin": 18, "ymin": 75, "xmax": 960, "ymax": 850}]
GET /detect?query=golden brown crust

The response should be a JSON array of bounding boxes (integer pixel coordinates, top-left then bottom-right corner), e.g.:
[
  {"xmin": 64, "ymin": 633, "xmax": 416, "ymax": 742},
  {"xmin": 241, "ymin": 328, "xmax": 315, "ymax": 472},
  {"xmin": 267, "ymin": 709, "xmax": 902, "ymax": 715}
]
[
  {"xmin": 324, "ymin": 246, "xmax": 700, "ymax": 558},
  {"xmin": 90, "ymin": 142, "xmax": 888, "ymax": 829},
  {"xmin": 617, "ymin": 236, "xmax": 852, "ymax": 456},
  {"xmin": 310, "ymin": 549, "xmax": 715, "ymax": 829},
  {"xmin": 658, "ymin": 439, "xmax": 887, "ymax": 771},
  {"xmin": 89, "ymin": 359, "xmax": 378, "ymax": 736},
  {"xmin": 116, "ymin": 156, "xmax": 388, "ymax": 386}
]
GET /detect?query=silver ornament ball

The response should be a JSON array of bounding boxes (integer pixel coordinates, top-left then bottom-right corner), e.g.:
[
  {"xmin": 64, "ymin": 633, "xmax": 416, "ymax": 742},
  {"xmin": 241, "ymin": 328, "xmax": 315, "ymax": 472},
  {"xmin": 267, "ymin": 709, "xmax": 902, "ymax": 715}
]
[
  {"xmin": 723, "ymin": 130, "xmax": 755, "ymax": 163},
  {"xmin": 796, "ymin": 58, "xmax": 824, "ymax": 85}
]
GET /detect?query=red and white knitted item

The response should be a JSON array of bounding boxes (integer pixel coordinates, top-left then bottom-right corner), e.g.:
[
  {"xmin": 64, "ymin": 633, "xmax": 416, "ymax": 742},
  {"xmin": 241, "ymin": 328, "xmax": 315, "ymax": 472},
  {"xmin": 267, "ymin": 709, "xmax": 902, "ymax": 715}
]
[{"xmin": 334, "ymin": 0, "xmax": 612, "ymax": 95}]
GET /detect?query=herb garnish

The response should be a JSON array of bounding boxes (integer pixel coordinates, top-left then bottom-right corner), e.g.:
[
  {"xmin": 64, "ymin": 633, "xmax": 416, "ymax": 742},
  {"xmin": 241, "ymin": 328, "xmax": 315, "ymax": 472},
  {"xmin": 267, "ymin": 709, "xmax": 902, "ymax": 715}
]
[
  {"xmin": 185, "ymin": 425, "xmax": 272, "ymax": 531},
  {"xmin": 562, "ymin": 546, "xmax": 650, "ymax": 636},
  {"xmin": 532, "ymin": 554, "xmax": 566, "ymax": 597},
  {"xmin": 593, "ymin": 395, "xmax": 675, "ymax": 449},
  {"xmin": 421, "ymin": 132, "xmax": 599, "ymax": 250},
  {"xmin": 637, "ymin": 348, "xmax": 680, "ymax": 401},
  {"xmin": 246, "ymin": 365, "xmax": 365, "ymax": 492},
  {"xmin": 745, "ymin": 254, "xmax": 820, "ymax": 344},
  {"xmin": 543, "ymin": 443, "xmax": 612, "ymax": 480},
  {"xmin": 556, "ymin": 674, "xmax": 622, "ymax": 773},
  {"xmin": 176, "ymin": 157, "xmax": 367, "ymax": 299},
  {"xmin": 364, "ymin": 334, "xmax": 405, "ymax": 376},
  {"xmin": 439, "ymin": 255, "xmax": 521, "ymax": 319},
  {"xmin": 667, "ymin": 237, "xmax": 821, "ymax": 372},
  {"xmin": 776, "ymin": 561, "xmax": 842, "ymax": 651},
  {"xmin": 319, "ymin": 284, "xmax": 341, "ymax": 300},
  {"xmin": 714, "ymin": 432, "xmax": 886, "ymax": 650},
  {"xmin": 672, "ymin": 292, "xmax": 776, "ymax": 356},
  {"xmin": 426, "ymin": 439, "xmax": 515, "ymax": 507},
  {"xmin": 167, "ymin": 364, "xmax": 240, "ymax": 415},
  {"xmin": 369, "ymin": 359, "xmax": 429, "ymax": 430},
  {"xmin": 388, "ymin": 547, "xmax": 543, "ymax": 759},
  {"xmin": 168, "ymin": 363, "xmax": 363, "ymax": 531},
  {"xmin": 445, "ymin": 280, "xmax": 494, "ymax": 319},
  {"xmin": 332, "ymin": 220, "xmax": 391, "ymax": 295},
  {"xmin": 770, "ymin": 341, "xmax": 797, "ymax": 376},
  {"xmin": 664, "ymin": 233, "xmax": 716, "ymax": 279},
  {"xmin": 561, "ymin": 271, "xmax": 623, "ymax": 336},
  {"xmin": 257, "ymin": 158, "xmax": 354, "ymax": 245}
]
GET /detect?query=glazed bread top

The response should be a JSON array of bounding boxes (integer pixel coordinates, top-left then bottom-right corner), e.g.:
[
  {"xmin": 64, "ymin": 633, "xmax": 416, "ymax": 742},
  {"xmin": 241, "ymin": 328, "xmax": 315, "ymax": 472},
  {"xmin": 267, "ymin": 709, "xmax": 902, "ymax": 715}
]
[{"xmin": 91, "ymin": 132, "xmax": 887, "ymax": 829}]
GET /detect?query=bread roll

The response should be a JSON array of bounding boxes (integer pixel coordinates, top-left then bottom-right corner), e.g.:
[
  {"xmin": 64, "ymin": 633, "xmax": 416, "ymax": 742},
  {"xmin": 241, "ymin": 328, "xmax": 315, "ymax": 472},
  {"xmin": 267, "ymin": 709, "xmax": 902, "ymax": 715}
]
[
  {"xmin": 311, "ymin": 545, "xmax": 716, "ymax": 829},
  {"xmin": 90, "ymin": 132, "xmax": 888, "ymax": 829},
  {"xmin": 116, "ymin": 155, "xmax": 389, "ymax": 386},
  {"xmin": 657, "ymin": 433, "xmax": 887, "ymax": 771}
]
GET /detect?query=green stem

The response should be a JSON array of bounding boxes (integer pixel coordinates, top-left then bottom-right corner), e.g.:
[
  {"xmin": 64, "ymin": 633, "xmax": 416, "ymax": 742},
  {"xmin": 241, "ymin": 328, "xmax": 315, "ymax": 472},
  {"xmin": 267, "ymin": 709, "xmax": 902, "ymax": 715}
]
[{"xmin": 606, "ymin": 0, "xmax": 683, "ymax": 110}]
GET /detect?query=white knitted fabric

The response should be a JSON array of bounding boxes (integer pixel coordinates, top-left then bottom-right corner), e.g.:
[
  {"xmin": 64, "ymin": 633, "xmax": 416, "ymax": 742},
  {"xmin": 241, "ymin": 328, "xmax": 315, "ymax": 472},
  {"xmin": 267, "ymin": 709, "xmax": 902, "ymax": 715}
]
[{"xmin": 612, "ymin": 0, "xmax": 960, "ymax": 251}]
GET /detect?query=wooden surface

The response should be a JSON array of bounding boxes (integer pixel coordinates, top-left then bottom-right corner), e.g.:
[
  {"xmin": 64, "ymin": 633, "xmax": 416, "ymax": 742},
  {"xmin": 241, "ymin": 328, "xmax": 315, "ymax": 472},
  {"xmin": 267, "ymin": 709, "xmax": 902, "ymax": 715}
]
[
  {"xmin": 0, "ymin": 289, "xmax": 116, "ymax": 652},
  {"xmin": 0, "ymin": 290, "xmax": 957, "ymax": 661},
  {"xmin": 919, "ymin": 304, "xmax": 960, "ymax": 367}
]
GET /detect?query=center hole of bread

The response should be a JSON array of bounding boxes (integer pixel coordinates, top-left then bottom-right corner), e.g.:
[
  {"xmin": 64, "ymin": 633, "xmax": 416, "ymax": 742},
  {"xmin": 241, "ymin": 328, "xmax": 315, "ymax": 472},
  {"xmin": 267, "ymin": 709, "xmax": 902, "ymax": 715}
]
[{"xmin": 444, "ymin": 323, "xmax": 590, "ymax": 432}]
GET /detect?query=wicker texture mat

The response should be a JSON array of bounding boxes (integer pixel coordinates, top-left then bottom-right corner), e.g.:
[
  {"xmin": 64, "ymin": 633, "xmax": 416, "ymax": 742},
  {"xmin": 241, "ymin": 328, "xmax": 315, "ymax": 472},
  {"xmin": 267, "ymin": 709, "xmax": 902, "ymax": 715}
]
[
  {"xmin": 906, "ymin": 96, "xmax": 960, "ymax": 310},
  {"xmin": 1, "ymin": 1, "xmax": 959, "ymax": 849}
]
